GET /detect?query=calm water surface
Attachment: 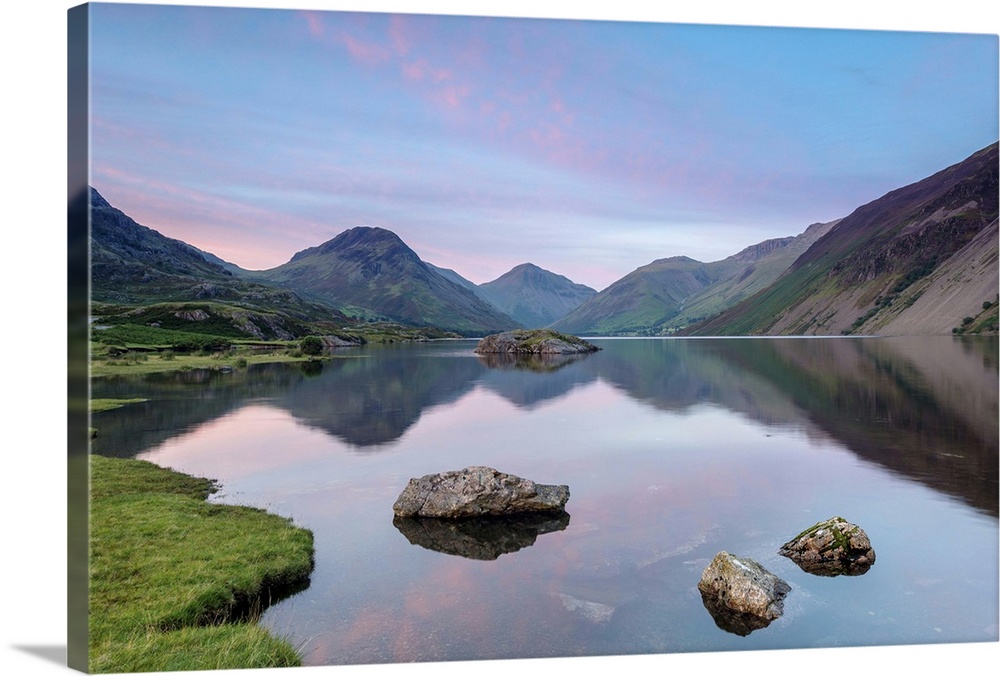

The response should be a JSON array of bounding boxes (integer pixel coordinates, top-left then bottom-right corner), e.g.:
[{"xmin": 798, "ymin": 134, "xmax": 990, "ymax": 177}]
[{"xmin": 91, "ymin": 337, "xmax": 999, "ymax": 665}]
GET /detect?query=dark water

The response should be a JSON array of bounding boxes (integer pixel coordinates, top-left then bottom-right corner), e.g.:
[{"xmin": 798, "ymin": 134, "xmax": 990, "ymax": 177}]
[{"xmin": 90, "ymin": 336, "xmax": 999, "ymax": 665}]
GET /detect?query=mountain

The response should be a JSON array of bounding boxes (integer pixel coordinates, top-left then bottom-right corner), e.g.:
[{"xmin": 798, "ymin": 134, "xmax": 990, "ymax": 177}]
[
  {"xmin": 89, "ymin": 187, "xmax": 353, "ymax": 340},
  {"xmin": 685, "ymin": 142, "xmax": 999, "ymax": 336},
  {"xmin": 664, "ymin": 222, "xmax": 837, "ymax": 329},
  {"xmin": 475, "ymin": 263, "xmax": 597, "ymax": 328},
  {"xmin": 425, "ymin": 263, "xmax": 479, "ymax": 293},
  {"xmin": 257, "ymin": 227, "xmax": 520, "ymax": 336},
  {"xmin": 550, "ymin": 256, "xmax": 709, "ymax": 335},
  {"xmin": 90, "ymin": 187, "xmax": 237, "ymax": 294},
  {"xmin": 550, "ymin": 222, "xmax": 834, "ymax": 336}
]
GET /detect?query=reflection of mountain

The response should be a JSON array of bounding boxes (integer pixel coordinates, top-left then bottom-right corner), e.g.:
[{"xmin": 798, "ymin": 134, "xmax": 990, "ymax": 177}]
[
  {"xmin": 277, "ymin": 351, "xmax": 482, "ymax": 447},
  {"xmin": 92, "ymin": 351, "xmax": 485, "ymax": 451},
  {"xmin": 90, "ymin": 366, "xmax": 303, "ymax": 457},
  {"xmin": 579, "ymin": 339, "xmax": 811, "ymax": 428},
  {"xmin": 582, "ymin": 337, "xmax": 998, "ymax": 516},
  {"xmin": 477, "ymin": 355, "xmax": 598, "ymax": 409},
  {"xmin": 392, "ymin": 512, "xmax": 570, "ymax": 560},
  {"xmin": 92, "ymin": 338, "xmax": 998, "ymax": 516},
  {"xmin": 699, "ymin": 337, "xmax": 999, "ymax": 516}
]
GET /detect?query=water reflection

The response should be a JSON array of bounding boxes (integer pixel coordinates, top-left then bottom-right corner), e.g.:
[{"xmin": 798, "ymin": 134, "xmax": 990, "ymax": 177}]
[
  {"xmin": 100, "ymin": 336, "xmax": 998, "ymax": 663},
  {"xmin": 475, "ymin": 352, "xmax": 591, "ymax": 372},
  {"xmin": 92, "ymin": 337, "xmax": 998, "ymax": 515},
  {"xmin": 299, "ymin": 359, "xmax": 324, "ymax": 377},
  {"xmin": 700, "ymin": 591, "xmax": 778, "ymax": 636},
  {"xmin": 392, "ymin": 512, "xmax": 571, "ymax": 560}
]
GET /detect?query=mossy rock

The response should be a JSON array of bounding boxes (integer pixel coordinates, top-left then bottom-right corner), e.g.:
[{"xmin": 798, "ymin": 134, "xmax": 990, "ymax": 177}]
[
  {"xmin": 779, "ymin": 516, "xmax": 875, "ymax": 576},
  {"xmin": 474, "ymin": 329, "xmax": 600, "ymax": 355}
]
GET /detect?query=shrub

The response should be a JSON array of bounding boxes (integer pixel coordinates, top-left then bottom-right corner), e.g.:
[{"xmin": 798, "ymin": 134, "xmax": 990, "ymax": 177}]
[
  {"xmin": 962, "ymin": 316, "xmax": 974, "ymax": 326},
  {"xmin": 300, "ymin": 336, "xmax": 324, "ymax": 356}
]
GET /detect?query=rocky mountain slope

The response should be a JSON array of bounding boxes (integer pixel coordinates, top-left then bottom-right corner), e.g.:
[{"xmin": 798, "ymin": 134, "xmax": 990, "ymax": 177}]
[
  {"xmin": 256, "ymin": 226, "xmax": 520, "ymax": 335},
  {"xmin": 550, "ymin": 256, "xmax": 710, "ymax": 335},
  {"xmin": 89, "ymin": 187, "xmax": 342, "ymax": 339},
  {"xmin": 685, "ymin": 142, "xmax": 999, "ymax": 336},
  {"xmin": 476, "ymin": 263, "xmax": 597, "ymax": 328},
  {"xmin": 550, "ymin": 222, "xmax": 835, "ymax": 336}
]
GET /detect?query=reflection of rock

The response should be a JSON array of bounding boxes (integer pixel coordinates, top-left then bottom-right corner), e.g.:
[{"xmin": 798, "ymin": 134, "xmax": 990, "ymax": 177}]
[
  {"xmin": 392, "ymin": 466, "xmax": 570, "ymax": 518},
  {"xmin": 474, "ymin": 329, "xmax": 600, "ymax": 355},
  {"xmin": 699, "ymin": 590, "xmax": 780, "ymax": 636},
  {"xmin": 697, "ymin": 551, "xmax": 790, "ymax": 629},
  {"xmin": 392, "ymin": 512, "xmax": 569, "ymax": 560},
  {"xmin": 779, "ymin": 516, "xmax": 875, "ymax": 576},
  {"xmin": 476, "ymin": 352, "xmax": 585, "ymax": 372}
]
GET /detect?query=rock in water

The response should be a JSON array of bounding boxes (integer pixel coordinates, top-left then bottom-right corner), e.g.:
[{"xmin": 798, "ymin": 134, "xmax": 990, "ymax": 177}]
[
  {"xmin": 778, "ymin": 516, "xmax": 875, "ymax": 576},
  {"xmin": 697, "ymin": 551, "xmax": 791, "ymax": 622},
  {"xmin": 392, "ymin": 466, "xmax": 570, "ymax": 518},
  {"xmin": 474, "ymin": 329, "xmax": 600, "ymax": 355}
]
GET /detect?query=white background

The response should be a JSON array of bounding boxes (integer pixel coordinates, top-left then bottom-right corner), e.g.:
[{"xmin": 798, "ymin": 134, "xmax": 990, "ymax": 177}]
[{"xmin": 2, "ymin": 1, "xmax": 998, "ymax": 675}]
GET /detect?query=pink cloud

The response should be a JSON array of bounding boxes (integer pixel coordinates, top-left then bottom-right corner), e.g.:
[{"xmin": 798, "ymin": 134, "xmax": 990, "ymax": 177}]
[
  {"xmin": 388, "ymin": 14, "xmax": 413, "ymax": 56},
  {"xmin": 401, "ymin": 59, "xmax": 453, "ymax": 84},
  {"xmin": 340, "ymin": 32, "xmax": 391, "ymax": 65},
  {"xmin": 439, "ymin": 84, "xmax": 471, "ymax": 109},
  {"xmin": 299, "ymin": 10, "xmax": 324, "ymax": 39}
]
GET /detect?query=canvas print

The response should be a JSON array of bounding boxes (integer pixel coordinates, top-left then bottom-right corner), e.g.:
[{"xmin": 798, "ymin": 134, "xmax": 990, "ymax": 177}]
[{"xmin": 68, "ymin": 2, "xmax": 999, "ymax": 673}]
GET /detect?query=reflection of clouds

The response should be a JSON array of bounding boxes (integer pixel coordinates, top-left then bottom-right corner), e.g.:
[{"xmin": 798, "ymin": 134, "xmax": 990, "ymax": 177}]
[{"xmin": 137, "ymin": 403, "xmax": 334, "ymax": 481}]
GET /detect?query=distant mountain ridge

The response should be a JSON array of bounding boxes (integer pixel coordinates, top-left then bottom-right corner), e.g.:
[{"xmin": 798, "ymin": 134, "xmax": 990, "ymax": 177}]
[
  {"xmin": 685, "ymin": 141, "xmax": 999, "ymax": 336},
  {"xmin": 477, "ymin": 263, "xmax": 597, "ymax": 328},
  {"xmin": 89, "ymin": 140, "xmax": 999, "ymax": 340},
  {"xmin": 550, "ymin": 221, "xmax": 835, "ymax": 335}
]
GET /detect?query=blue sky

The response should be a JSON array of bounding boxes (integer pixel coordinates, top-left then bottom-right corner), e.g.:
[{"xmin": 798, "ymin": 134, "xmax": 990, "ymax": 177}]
[{"xmin": 87, "ymin": 1, "xmax": 999, "ymax": 291}]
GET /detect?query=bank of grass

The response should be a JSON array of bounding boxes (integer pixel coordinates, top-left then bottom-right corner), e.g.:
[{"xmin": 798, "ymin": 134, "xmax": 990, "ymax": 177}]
[
  {"xmin": 89, "ymin": 343, "xmax": 329, "ymax": 378},
  {"xmin": 89, "ymin": 455, "xmax": 314, "ymax": 673},
  {"xmin": 90, "ymin": 398, "xmax": 148, "ymax": 413}
]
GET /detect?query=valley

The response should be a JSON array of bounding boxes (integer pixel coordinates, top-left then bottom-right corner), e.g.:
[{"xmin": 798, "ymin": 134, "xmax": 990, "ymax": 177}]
[{"xmin": 89, "ymin": 142, "xmax": 998, "ymax": 359}]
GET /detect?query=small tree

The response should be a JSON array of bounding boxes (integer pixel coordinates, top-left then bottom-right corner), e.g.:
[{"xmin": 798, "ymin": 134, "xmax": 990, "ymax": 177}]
[{"xmin": 300, "ymin": 335, "xmax": 324, "ymax": 356}]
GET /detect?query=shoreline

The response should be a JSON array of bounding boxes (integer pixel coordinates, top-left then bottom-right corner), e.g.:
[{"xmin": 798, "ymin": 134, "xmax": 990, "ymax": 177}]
[{"xmin": 87, "ymin": 455, "xmax": 315, "ymax": 672}]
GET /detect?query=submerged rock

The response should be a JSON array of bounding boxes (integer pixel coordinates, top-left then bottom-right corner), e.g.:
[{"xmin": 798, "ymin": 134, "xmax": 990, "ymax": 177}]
[
  {"xmin": 697, "ymin": 551, "xmax": 791, "ymax": 626},
  {"xmin": 474, "ymin": 329, "xmax": 600, "ymax": 355},
  {"xmin": 392, "ymin": 466, "xmax": 570, "ymax": 518},
  {"xmin": 393, "ymin": 511, "xmax": 570, "ymax": 560},
  {"xmin": 778, "ymin": 516, "xmax": 875, "ymax": 576}
]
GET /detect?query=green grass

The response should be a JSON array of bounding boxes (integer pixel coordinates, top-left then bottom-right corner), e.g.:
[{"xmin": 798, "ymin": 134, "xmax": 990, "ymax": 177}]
[
  {"xmin": 953, "ymin": 295, "xmax": 1000, "ymax": 335},
  {"xmin": 88, "ymin": 455, "xmax": 314, "ymax": 673},
  {"xmin": 89, "ymin": 344, "xmax": 330, "ymax": 377},
  {"xmin": 91, "ymin": 322, "xmax": 234, "ymax": 348},
  {"xmin": 90, "ymin": 398, "xmax": 148, "ymax": 413}
]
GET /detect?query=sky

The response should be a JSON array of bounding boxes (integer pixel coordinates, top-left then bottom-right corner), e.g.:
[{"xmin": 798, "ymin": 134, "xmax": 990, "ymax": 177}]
[{"xmin": 86, "ymin": 2, "xmax": 999, "ymax": 291}]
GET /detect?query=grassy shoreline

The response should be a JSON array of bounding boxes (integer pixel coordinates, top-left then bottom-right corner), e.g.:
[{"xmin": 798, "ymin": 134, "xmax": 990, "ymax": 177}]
[
  {"xmin": 88, "ymin": 455, "xmax": 314, "ymax": 672},
  {"xmin": 89, "ymin": 344, "xmax": 342, "ymax": 378}
]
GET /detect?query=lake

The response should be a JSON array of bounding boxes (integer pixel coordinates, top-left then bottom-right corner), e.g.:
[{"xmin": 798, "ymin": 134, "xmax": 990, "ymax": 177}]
[{"xmin": 90, "ymin": 336, "xmax": 999, "ymax": 666}]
